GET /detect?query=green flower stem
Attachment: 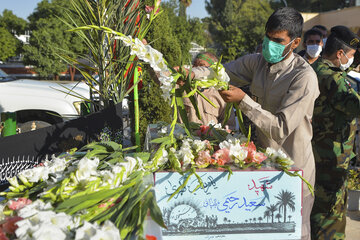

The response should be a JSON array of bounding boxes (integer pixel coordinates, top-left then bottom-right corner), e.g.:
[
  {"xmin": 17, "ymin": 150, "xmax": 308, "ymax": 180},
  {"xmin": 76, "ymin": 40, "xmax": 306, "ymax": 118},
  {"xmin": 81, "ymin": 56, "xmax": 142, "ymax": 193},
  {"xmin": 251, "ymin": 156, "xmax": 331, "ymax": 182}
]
[
  {"xmin": 168, "ymin": 169, "xmax": 194, "ymax": 201},
  {"xmin": 282, "ymin": 168, "xmax": 314, "ymax": 196}
]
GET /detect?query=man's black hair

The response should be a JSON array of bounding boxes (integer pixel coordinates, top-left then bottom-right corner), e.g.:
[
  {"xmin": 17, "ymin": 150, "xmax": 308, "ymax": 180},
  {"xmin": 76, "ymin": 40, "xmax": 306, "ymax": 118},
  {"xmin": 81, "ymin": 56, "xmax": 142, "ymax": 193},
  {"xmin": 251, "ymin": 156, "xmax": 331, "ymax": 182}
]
[
  {"xmin": 324, "ymin": 35, "xmax": 352, "ymax": 56},
  {"xmin": 303, "ymin": 29, "xmax": 323, "ymax": 43},
  {"xmin": 265, "ymin": 7, "xmax": 303, "ymax": 39},
  {"xmin": 312, "ymin": 25, "xmax": 327, "ymax": 32}
]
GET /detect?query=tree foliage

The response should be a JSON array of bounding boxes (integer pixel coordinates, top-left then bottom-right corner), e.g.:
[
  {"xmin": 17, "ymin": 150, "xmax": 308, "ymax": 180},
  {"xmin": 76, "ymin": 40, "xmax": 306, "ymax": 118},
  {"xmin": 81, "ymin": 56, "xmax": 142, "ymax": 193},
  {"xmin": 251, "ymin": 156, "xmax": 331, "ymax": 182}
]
[
  {"xmin": 205, "ymin": 0, "xmax": 273, "ymax": 61},
  {"xmin": 163, "ymin": 0, "xmax": 208, "ymax": 63},
  {"xmin": 0, "ymin": 9, "xmax": 28, "ymax": 35},
  {"xmin": 270, "ymin": 0, "xmax": 349, "ymax": 13},
  {"xmin": 23, "ymin": 0, "xmax": 87, "ymax": 79},
  {"xmin": 0, "ymin": 27, "xmax": 19, "ymax": 61}
]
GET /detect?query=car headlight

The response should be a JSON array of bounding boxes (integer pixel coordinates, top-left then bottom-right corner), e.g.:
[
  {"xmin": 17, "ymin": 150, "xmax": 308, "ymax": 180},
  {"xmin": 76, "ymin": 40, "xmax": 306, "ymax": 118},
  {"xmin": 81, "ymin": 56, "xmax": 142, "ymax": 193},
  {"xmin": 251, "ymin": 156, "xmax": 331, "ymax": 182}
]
[{"xmin": 73, "ymin": 101, "xmax": 82, "ymax": 115}]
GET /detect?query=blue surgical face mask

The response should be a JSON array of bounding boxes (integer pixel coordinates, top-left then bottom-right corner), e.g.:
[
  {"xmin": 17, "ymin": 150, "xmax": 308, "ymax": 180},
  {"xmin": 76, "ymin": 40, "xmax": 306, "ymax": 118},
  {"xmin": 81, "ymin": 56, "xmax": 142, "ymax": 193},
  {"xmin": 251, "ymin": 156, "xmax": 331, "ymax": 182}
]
[{"xmin": 262, "ymin": 36, "xmax": 295, "ymax": 64}]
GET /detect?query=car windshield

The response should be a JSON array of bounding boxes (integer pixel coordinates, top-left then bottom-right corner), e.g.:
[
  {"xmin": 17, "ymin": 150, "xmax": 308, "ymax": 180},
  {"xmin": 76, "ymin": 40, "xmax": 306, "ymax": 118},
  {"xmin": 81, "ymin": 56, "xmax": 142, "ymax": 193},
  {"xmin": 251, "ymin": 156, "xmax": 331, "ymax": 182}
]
[{"xmin": 0, "ymin": 69, "xmax": 16, "ymax": 82}]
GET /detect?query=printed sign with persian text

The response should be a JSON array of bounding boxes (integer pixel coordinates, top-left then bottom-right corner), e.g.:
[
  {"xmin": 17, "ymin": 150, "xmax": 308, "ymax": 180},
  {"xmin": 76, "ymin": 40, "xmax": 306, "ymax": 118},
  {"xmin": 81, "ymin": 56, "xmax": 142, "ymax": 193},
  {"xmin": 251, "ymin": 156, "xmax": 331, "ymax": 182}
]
[{"xmin": 154, "ymin": 169, "xmax": 302, "ymax": 240}]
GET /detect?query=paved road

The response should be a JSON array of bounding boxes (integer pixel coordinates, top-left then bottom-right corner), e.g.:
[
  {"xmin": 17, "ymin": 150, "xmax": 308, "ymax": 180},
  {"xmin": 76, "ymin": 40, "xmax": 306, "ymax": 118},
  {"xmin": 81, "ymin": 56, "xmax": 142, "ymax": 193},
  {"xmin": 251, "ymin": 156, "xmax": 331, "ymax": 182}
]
[{"xmin": 346, "ymin": 210, "xmax": 360, "ymax": 240}]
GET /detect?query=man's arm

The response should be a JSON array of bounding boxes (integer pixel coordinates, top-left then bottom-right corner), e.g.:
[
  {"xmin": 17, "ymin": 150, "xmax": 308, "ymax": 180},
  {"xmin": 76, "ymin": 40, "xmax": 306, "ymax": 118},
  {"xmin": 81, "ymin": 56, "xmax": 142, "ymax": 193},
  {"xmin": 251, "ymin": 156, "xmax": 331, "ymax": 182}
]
[
  {"xmin": 221, "ymin": 71, "xmax": 319, "ymax": 144},
  {"xmin": 192, "ymin": 54, "xmax": 259, "ymax": 87}
]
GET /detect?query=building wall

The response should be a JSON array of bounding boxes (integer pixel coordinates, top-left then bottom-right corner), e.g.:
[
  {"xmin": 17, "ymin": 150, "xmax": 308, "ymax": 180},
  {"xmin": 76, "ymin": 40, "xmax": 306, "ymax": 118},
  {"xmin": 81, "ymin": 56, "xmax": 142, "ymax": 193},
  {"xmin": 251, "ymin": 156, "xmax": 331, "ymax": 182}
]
[{"xmin": 302, "ymin": 6, "xmax": 360, "ymax": 32}]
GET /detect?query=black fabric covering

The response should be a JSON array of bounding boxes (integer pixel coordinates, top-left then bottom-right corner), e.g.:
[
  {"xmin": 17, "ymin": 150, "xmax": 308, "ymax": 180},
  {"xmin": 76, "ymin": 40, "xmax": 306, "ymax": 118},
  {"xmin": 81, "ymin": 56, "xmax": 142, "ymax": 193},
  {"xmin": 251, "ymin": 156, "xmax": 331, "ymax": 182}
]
[{"xmin": 0, "ymin": 103, "xmax": 123, "ymax": 189}]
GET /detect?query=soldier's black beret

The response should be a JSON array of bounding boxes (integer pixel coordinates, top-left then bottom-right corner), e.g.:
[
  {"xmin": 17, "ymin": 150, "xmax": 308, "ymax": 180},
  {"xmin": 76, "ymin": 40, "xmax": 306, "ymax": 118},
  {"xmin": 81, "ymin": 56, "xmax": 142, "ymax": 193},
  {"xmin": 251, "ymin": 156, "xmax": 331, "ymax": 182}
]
[{"xmin": 330, "ymin": 25, "xmax": 360, "ymax": 49}]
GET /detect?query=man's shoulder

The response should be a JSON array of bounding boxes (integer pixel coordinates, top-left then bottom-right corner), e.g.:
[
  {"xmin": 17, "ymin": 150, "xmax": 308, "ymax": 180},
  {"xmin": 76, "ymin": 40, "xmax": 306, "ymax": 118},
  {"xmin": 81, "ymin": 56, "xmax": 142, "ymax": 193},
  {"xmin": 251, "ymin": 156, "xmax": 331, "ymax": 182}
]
[
  {"xmin": 312, "ymin": 59, "xmax": 342, "ymax": 81},
  {"xmin": 292, "ymin": 54, "xmax": 318, "ymax": 80}
]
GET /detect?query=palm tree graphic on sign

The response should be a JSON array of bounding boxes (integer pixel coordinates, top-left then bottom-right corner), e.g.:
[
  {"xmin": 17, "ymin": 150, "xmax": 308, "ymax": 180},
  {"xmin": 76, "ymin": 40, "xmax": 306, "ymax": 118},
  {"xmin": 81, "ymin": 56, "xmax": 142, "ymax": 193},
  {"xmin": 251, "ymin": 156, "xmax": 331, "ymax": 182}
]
[
  {"xmin": 266, "ymin": 204, "xmax": 277, "ymax": 223},
  {"xmin": 275, "ymin": 190, "xmax": 296, "ymax": 223}
]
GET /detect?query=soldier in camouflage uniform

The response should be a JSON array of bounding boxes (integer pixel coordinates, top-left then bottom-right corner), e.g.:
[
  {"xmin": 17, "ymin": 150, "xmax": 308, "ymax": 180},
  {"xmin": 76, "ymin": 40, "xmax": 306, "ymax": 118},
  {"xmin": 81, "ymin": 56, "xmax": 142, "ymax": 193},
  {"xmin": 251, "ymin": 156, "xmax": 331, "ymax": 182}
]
[{"xmin": 310, "ymin": 26, "xmax": 360, "ymax": 240}]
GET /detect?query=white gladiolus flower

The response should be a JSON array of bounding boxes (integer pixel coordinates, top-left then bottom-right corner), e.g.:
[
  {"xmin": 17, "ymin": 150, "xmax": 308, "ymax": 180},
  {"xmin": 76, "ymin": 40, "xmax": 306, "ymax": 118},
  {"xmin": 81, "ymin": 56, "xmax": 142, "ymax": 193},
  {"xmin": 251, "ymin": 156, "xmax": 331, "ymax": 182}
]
[
  {"xmin": 32, "ymin": 223, "xmax": 68, "ymax": 240},
  {"xmin": 118, "ymin": 35, "xmax": 133, "ymax": 47},
  {"xmin": 156, "ymin": 148, "xmax": 169, "ymax": 166},
  {"xmin": 19, "ymin": 166, "xmax": 49, "ymax": 183},
  {"xmin": 192, "ymin": 139, "xmax": 206, "ymax": 152},
  {"xmin": 93, "ymin": 221, "xmax": 121, "ymax": 240},
  {"xmin": 15, "ymin": 218, "xmax": 39, "ymax": 239},
  {"xmin": 17, "ymin": 200, "xmax": 52, "ymax": 219},
  {"xmin": 75, "ymin": 221, "xmax": 98, "ymax": 240},
  {"xmin": 121, "ymin": 156, "xmax": 138, "ymax": 174},
  {"xmin": 7, "ymin": 176, "xmax": 20, "ymax": 188},
  {"xmin": 229, "ymin": 143, "xmax": 248, "ymax": 162},
  {"xmin": 131, "ymin": 38, "xmax": 147, "ymax": 58},
  {"xmin": 75, "ymin": 158, "xmax": 99, "ymax": 182},
  {"xmin": 49, "ymin": 212, "xmax": 74, "ymax": 231},
  {"xmin": 0, "ymin": 204, "xmax": 5, "ymax": 221},
  {"xmin": 265, "ymin": 147, "xmax": 277, "ymax": 159},
  {"xmin": 176, "ymin": 139, "xmax": 194, "ymax": 168},
  {"xmin": 45, "ymin": 157, "xmax": 67, "ymax": 174}
]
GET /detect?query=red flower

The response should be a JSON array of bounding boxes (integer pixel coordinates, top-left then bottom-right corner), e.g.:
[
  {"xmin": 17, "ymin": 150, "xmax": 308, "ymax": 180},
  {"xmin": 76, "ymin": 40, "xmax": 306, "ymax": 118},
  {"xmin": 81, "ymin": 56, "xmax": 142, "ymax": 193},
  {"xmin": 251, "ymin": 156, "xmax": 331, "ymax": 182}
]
[
  {"xmin": 145, "ymin": 235, "xmax": 157, "ymax": 240},
  {"xmin": 2, "ymin": 216, "xmax": 22, "ymax": 235},
  {"xmin": 196, "ymin": 125, "xmax": 212, "ymax": 137},
  {"xmin": 8, "ymin": 198, "xmax": 32, "ymax": 211},
  {"xmin": 0, "ymin": 228, "xmax": 9, "ymax": 240}
]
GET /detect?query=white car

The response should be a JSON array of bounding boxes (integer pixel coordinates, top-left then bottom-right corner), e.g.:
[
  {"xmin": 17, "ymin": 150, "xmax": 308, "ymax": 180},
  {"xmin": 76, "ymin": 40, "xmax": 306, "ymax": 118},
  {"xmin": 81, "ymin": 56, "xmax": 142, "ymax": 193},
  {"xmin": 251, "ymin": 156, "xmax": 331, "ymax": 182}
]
[{"xmin": 0, "ymin": 69, "xmax": 90, "ymax": 133}]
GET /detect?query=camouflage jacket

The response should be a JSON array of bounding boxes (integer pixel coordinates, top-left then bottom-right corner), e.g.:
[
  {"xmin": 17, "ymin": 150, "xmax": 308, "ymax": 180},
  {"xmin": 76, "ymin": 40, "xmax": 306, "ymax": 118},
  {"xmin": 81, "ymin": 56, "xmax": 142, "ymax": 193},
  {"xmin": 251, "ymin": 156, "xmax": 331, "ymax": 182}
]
[{"xmin": 312, "ymin": 58, "xmax": 360, "ymax": 172}]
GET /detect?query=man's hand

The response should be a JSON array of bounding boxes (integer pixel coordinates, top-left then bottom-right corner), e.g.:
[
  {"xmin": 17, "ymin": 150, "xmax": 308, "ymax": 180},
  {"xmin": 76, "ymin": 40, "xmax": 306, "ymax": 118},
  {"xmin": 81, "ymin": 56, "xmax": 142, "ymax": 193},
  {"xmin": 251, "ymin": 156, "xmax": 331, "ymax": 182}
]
[
  {"xmin": 173, "ymin": 66, "xmax": 195, "ymax": 86},
  {"xmin": 219, "ymin": 85, "xmax": 246, "ymax": 103}
]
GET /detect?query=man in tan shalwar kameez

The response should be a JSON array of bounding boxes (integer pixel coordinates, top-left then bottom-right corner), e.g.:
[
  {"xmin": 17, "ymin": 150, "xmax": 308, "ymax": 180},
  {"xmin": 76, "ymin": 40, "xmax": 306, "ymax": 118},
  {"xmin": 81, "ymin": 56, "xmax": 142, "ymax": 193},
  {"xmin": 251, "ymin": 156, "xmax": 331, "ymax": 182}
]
[{"xmin": 191, "ymin": 7, "xmax": 319, "ymax": 240}]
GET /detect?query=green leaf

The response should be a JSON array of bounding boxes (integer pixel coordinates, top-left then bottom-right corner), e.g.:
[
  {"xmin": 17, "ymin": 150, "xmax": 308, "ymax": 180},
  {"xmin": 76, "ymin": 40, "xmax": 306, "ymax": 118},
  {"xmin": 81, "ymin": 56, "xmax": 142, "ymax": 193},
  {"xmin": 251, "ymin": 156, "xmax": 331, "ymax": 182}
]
[
  {"xmin": 150, "ymin": 136, "xmax": 171, "ymax": 144},
  {"xmin": 147, "ymin": 191, "xmax": 167, "ymax": 229}
]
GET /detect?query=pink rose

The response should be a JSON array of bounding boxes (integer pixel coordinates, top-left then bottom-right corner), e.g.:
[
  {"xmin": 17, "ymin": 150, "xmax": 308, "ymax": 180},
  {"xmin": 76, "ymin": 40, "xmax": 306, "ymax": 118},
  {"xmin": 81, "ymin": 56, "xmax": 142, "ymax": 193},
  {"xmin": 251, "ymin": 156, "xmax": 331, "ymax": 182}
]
[{"xmin": 8, "ymin": 198, "xmax": 32, "ymax": 211}]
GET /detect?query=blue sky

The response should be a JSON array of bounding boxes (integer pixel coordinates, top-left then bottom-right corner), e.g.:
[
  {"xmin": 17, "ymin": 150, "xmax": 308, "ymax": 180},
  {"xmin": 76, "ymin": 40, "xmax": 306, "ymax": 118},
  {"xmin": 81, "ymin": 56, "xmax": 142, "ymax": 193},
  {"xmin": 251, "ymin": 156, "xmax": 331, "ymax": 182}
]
[{"xmin": 0, "ymin": 0, "xmax": 209, "ymax": 20}]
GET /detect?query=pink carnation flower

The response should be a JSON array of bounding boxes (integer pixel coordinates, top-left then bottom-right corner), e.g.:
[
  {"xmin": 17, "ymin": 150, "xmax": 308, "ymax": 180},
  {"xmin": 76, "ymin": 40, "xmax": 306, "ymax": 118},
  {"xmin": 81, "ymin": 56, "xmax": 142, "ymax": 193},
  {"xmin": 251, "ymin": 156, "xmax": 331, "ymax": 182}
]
[
  {"xmin": 8, "ymin": 198, "xmax": 32, "ymax": 211},
  {"xmin": 212, "ymin": 148, "xmax": 231, "ymax": 165}
]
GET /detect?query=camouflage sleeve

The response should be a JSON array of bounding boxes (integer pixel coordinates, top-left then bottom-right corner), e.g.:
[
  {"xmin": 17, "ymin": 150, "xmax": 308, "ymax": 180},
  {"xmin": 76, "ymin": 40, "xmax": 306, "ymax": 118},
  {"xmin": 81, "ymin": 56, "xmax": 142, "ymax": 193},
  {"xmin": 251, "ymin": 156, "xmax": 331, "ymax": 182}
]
[{"xmin": 327, "ymin": 72, "xmax": 360, "ymax": 118}]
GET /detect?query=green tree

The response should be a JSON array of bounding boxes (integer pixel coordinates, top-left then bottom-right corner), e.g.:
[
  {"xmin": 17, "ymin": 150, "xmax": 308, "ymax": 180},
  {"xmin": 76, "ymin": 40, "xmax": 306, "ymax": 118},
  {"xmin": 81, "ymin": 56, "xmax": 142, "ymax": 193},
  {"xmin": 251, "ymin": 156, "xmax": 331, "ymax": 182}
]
[
  {"xmin": 270, "ymin": 0, "xmax": 349, "ymax": 13},
  {"xmin": 163, "ymin": 0, "xmax": 208, "ymax": 63},
  {"xmin": 0, "ymin": 9, "xmax": 28, "ymax": 35},
  {"xmin": 0, "ymin": 27, "xmax": 19, "ymax": 61},
  {"xmin": 179, "ymin": 0, "xmax": 192, "ymax": 17},
  {"xmin": 275, "ymin": 189, "xmax": 296, "ymax": 223},
  {"xmin": 23, "ymin": 0, "xmax": 86, "ymax": 79},
  {"xmin": 205, "ymin": 0, "xmax": 273, "ymax": 61}
]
